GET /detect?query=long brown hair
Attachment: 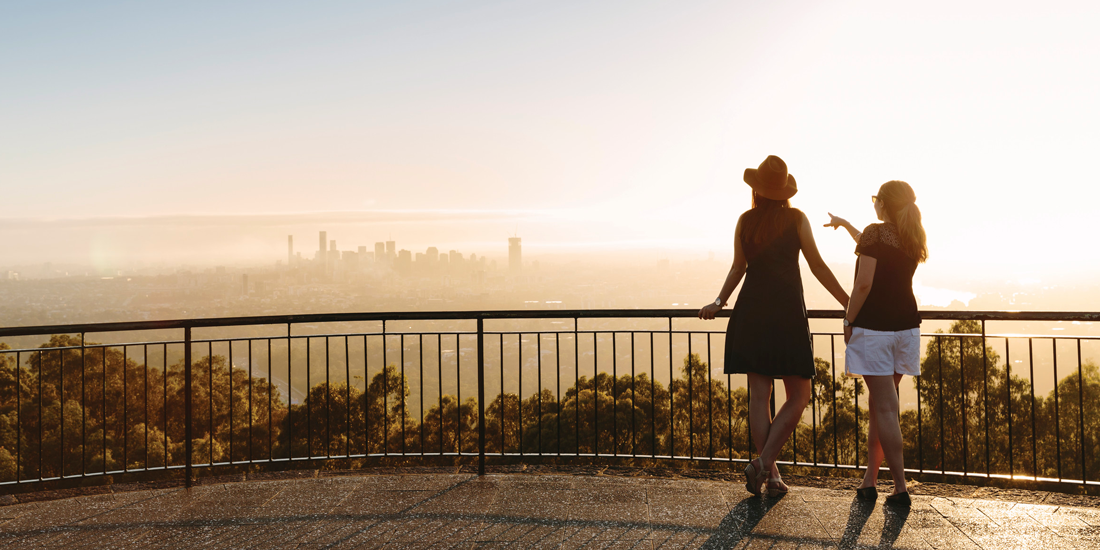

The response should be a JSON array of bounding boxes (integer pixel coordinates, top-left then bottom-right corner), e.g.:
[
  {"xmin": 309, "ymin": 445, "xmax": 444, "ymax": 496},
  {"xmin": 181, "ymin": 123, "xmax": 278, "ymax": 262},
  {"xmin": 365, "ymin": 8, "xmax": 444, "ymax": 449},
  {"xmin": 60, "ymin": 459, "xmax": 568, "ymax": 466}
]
[
  {"xmin": 743, "ymin": 192, "xmax": 792, "ymax": 245},
  {"xmin": 877, "ymin": 180, "xmax": 928, "ymax": 263}
]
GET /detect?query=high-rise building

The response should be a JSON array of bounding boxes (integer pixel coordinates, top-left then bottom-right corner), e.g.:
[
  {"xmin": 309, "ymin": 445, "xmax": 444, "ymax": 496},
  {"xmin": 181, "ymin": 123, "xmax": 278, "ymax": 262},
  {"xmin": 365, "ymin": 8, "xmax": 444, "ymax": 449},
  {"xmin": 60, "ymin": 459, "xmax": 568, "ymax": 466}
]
[
  {"xmin": 319, "ymin": 231, "xmax": 327, "ymax": 260},
  {"xmin": 396, "ymin": 249, "xmax": 412, "ymax": 274},
  {"xmin": 509, "ymin": 237, "xmax": 522, "ymax": 272},
  {"xmin": 386, "ymin": 240, "xmax": 396, "ymax": 260},
  {"xmin": 287, "ymin": 235, "xmax": 294, "ymax": 266},
  {"xmin": 375, "ymin": 242, "xmax": 386, "ymax": 261},
  {"xmin": 426, "ymin": 247, "xmax": 439, "ymax": 263}
]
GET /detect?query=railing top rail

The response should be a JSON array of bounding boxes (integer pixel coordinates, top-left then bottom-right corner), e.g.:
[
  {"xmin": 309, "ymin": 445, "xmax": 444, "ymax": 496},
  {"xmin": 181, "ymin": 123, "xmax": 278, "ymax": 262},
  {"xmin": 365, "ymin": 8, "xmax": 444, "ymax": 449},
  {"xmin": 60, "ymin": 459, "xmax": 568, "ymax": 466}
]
[{"xmin": 1, "ymin": 309, "xmax": 1098, "ymax": 338}]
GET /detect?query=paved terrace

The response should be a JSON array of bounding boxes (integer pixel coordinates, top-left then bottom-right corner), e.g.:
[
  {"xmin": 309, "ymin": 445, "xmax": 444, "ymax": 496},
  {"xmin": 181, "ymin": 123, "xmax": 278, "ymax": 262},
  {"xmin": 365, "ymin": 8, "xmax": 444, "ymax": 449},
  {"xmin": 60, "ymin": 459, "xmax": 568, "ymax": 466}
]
[{"xmin": 1, "ymin": 470, "xmax": 1098, "ymax": 549}]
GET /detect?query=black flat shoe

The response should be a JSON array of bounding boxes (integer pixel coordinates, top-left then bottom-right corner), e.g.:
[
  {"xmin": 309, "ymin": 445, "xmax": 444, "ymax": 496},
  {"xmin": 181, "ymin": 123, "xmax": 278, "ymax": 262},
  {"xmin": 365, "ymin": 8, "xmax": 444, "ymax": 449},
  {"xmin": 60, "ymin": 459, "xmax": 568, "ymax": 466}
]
[
  {"xmin": 885, "ymin": 491, "xmax": 911, "ymax": 507},
  {"xmin": 856, "ymin": 486, "xmax": 878, "ymax": 501}
]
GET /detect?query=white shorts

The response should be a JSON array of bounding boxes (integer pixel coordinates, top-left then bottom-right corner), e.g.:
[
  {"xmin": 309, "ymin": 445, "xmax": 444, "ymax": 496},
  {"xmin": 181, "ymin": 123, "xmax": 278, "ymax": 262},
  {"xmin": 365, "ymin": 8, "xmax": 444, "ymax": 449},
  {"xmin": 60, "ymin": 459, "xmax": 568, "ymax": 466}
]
[{"xmin": 845, "ymin": 327, "xmax": 921, "ymax": 377}]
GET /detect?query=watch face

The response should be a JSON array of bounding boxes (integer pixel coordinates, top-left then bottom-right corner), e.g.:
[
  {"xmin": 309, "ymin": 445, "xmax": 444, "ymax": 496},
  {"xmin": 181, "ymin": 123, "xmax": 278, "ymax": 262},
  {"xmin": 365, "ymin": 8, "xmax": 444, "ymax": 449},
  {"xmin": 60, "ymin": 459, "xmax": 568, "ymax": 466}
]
[{"xmin": 714, "ymin": 299, "xmax": 722, "ymax": 306}]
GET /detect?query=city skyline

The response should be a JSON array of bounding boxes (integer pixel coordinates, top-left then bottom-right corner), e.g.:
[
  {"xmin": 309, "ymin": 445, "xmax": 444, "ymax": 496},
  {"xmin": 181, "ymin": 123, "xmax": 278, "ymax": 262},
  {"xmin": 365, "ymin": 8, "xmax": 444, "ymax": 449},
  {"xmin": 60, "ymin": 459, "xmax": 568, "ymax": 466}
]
[{"xmin": 3, "ymin": 1, "xmax": 1100, "ymax": 300}]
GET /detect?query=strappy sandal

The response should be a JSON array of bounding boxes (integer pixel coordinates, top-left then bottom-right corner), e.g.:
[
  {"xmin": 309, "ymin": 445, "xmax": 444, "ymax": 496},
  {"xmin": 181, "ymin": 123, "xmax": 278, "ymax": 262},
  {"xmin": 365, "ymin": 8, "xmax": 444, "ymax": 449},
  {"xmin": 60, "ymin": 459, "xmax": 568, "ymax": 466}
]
[
  {"xmin": 743, "ymin": 459, "xmax": 765, "ymax": 496},
  {"xmin": 766, "ymin": 478, "xmax": 789, "ymax": 498}
]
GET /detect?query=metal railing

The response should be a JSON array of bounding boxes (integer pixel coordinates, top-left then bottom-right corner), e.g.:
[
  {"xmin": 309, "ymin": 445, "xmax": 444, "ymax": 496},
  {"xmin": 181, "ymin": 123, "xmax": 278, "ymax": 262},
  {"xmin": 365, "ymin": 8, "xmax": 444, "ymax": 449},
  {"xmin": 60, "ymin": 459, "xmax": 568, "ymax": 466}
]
[{"xmin": 1, "ymin": 309, "xmax": 1097, "ymax": 491}]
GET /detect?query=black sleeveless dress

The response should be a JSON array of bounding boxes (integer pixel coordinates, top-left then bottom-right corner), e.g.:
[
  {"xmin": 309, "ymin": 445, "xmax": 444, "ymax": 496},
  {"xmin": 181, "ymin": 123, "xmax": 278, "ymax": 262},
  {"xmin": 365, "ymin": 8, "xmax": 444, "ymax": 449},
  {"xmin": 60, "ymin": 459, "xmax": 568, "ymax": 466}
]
[{"xmin": 723, "ymin": 208, "xmax": 815, "ymax": 378}]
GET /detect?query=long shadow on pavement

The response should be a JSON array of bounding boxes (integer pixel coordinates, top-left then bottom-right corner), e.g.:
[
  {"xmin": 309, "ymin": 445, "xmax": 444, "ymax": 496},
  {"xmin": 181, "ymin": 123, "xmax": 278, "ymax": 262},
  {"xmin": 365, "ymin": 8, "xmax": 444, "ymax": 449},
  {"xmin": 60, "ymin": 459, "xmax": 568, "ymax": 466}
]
[{"xmin": 700, "ymin": 494, "xmax": 783, "ymax": 549}]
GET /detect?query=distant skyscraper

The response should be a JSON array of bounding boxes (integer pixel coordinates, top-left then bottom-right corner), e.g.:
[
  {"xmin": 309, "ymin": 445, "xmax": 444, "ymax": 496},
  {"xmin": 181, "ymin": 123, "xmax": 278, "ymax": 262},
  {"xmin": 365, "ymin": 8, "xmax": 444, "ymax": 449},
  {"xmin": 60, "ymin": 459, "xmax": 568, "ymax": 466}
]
[
  {"xmin": 509, "ymin": 237, "xmax": 522, "ymax": 272},
  {"xmin": 375, "ymin": 242, "xmax": 386, "ymax": 261},
  {"xmin": 386, "ymin": 240, "xmax": 396, "ymax": 259},
  {"xmin": 287, "ymin": 235, "xmax": 293, "ymax": 266},
  {"xmin": 426, "ymin": 247, "xmax": 439, "ymax": 263},
  {"xmin": 319, "ymin": 231, "xmax": 327, "ymax": 260}
]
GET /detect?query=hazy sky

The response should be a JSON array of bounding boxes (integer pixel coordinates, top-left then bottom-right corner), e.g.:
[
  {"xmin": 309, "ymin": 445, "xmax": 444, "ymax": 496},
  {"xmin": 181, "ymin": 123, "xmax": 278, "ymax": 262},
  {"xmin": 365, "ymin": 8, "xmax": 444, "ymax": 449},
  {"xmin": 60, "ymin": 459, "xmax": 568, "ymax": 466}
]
[{"xmin": 3, "ymin": 1, "xmax": 1099, "ymax": 286}]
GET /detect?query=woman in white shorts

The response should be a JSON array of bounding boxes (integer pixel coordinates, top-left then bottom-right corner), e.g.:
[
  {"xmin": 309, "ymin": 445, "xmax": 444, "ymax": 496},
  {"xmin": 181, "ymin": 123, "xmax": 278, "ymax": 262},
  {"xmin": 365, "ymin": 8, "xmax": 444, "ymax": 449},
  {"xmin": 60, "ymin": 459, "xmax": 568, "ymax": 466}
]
[{"xmin": 826, "ymin": 180, "xmax": 928, "ymax": 507}]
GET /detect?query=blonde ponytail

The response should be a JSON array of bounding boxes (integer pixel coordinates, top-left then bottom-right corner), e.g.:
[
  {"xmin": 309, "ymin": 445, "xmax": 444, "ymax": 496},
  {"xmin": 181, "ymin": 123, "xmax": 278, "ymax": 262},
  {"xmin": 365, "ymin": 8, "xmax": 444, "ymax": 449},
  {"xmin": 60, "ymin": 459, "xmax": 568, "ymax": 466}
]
[{"xmin": 878, "ymin": 180, "xmax": 928, "ymax": 263}]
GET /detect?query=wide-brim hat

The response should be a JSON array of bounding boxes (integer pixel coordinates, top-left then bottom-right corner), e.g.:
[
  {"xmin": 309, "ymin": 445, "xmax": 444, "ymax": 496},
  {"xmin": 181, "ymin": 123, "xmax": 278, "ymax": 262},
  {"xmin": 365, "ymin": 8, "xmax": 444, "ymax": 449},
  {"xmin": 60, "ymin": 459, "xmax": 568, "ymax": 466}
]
[{"xmin": 744, "ymin": 155, "xmax": 797, "ymax": 200}]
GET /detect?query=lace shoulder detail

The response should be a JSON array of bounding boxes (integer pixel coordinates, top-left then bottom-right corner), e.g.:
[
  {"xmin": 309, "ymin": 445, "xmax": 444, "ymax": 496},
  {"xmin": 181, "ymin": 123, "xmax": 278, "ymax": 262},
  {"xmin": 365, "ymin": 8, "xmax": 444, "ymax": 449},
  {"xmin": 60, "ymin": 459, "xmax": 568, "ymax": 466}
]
[{"xmin": 858, "ymin": 223, "xmax": 901, "ymax": 250}]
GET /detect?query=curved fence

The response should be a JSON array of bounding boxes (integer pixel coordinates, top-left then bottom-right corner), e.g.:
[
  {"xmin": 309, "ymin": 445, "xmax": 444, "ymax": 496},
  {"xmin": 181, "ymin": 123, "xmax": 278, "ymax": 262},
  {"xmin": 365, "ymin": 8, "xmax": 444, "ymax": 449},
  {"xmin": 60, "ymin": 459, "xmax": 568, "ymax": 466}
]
[{"xmin": 1, "ymin": 309, "xmax": 1098, "ymax": 491}]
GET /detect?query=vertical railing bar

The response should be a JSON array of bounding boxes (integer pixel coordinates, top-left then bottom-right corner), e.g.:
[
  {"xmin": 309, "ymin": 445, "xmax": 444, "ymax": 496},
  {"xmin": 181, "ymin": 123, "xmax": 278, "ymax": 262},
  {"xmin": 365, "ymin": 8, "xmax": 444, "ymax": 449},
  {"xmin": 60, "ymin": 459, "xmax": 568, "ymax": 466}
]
[
  {"xmin": 1054, "ymin": 338, "xmax": 1062, "ymax": 481},
  {"xmin": 1029, "ymin": 337, "xmax": 1037, "ymax": 478},
  {"xmin": 831, "ymin": 335, "xmax": 838, "ymax": 467},
  {"xmin": 184, "ymin": 327, "xmax": 192, "ymax": 487},
  {"xmin": 382, "ymin": 323, "xmax": 387, "ymax": 456},
  {"xmin": 248, "ymin": 339, "xmax": 253, "ymax": 463},
  {"xmin": 163, "ymin": 343, "xmax": 168, "ymax": 471},
  {"xmin": 811, "ymin": 336, "xmax": 818, "ymax": 466},
  {"xmin": 938, "ymin": 337, "xmax": 945, "ymax": 475},
  {"xmin": 399, "ymin": 334, "xmax": 405, "ymax": 456},
  {"xmin": 288, "ymin": 324, "xmax": 293, "ymax": 461},
  {"xmin": 612, "ymin": 331, "xmax": 617, "ymax": 456},
  {"xmin": 102, "ymin": 345, "xmax": 107, "ymax": 473},
  {"xmin": 575, "ymin": 320, "xmax": 580, "ymax": 456},
  {"xmin": 60, "ymin": 347, "xmax": 65, "ymax": 478},
  {"xmin": 364, "ymin": 333, "xmax": 371, "ymax": 456},
  {"xmin": 500, "ymin": 333, "xmax": 505, "ymax": 455},
  {"xmin": 307, "ymin": 335, "xmax": 313, "ymax": 459},
  {"xmin": 707, "ymin": 332, "xmax": 713, "ymax": 459},
  {"xmin": 669, "ymin": 318, "xmax": 674, "ymax": 457},
  {"xmin": 960, "ymin": 335, "xmax": 967, "ymax": 478},
  {"xmin": 417, "ymin": 334, "xmax": 423, "ymax": 457},
  {"xmin": 268, "ymin": 338, "xmax": 273, "ymax": 460},
  {"xmin": 557, "ymin": 332, "xmax": 562, "ymax": 457},
  {"xmin": 477, "ymin": 317, "xmax": 486, "ymax": 475},
  {"xmin": 456, "ymin": 333, "xmax": 462, "ymax": 455},
  {"xmin": 538, "ymin": 332, "xmax": 543, "ymax": 455},
  {"xmin": 39, "ymin": 349, "xmax": 44, "ymax": 479},
  {"xmin": 632, "ymin": 332, "xmax": 637, "ymax": 457},
  {"xmin": 228, "ymin": 341, "xmax": 233, "ymax": 464},
  {"xmin": 437, "ymin": 333, "xmax": 443, "ymax": 455},
  {"xmin": 81, "ymin": 333, "xmax": 86, "ymax": 476},
  {"xmin": 1005, "ymin": 338, "xmax": 1012, "ymax": 478},
  {"xmin": 727, "ymin": 369, "xmax": 732, "ymax": 462},
  {"xmin": 982, "ymin": 320, "xmax": 990, "ymax": 475},
  {"xmin": 688, "ymin": 332, "xmax": 694, "ymax": 460},
  {"xmin": 917, "ymin": 340, "xmax": 923, "ymax": 473},
  {"xmin": 1078, "ymin": 338, "xmax": 1086, "ymax": 483},
  {"xmin": 326, "ymin": 336, "xmax": 332, "ymax": 458},
  {"xmin": 208, "ymin": 342, "xmax": 213, "ymax": 466},
  {"xmin": 519, "ymin": 332, "xmax": 524, "ymax": 456},
  {"xmin": 854, "ymin": 377, "xmax": 860, "ymax": 469},
  {"xmin": 592, "ymin": 332, "xmax": 597, "ymax": 455},
  {"xmin": 16, "ymin": 350, "xmax": 21, "ymax": 483},
  {"xmin": 651, "ymin": 332, "xmax": 657, "ymax": 460},
  {"xmin": 144, "ymin": 344, "xmax": 149, "ymax": 471},
  {"xmin": 123, "ymin": 346, "xmax": 128, "ymax": 473}
]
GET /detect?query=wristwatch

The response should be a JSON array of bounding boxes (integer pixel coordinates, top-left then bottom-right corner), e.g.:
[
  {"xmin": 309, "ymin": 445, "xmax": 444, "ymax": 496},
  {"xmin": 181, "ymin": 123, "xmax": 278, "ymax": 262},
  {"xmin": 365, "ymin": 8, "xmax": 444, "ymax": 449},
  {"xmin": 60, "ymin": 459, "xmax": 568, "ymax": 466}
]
[
  {"xmin": 843, "ymin": 318, "xmax": 852, "ymax": 327},
  {"xmin": 713, "ymin": 298, "xmax": 722, "ymax": 307}
]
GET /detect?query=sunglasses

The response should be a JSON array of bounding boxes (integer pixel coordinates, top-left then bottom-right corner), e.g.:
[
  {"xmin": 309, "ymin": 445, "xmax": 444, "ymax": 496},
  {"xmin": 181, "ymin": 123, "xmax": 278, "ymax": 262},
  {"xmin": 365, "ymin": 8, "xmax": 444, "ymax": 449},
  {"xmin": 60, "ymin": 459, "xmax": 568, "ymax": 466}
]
[{"xmin": 871, "ymin": 195, "xmax": 879, "ymax": 204}]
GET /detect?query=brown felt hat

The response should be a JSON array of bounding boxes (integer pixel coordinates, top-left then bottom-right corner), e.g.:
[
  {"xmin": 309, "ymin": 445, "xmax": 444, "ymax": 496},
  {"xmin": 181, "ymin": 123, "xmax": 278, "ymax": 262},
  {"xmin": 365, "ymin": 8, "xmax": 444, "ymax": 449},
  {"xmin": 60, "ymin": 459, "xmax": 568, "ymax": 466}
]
[{"xmin": 743, "ymin": 155, "xmax": 797, "ymax": 200}]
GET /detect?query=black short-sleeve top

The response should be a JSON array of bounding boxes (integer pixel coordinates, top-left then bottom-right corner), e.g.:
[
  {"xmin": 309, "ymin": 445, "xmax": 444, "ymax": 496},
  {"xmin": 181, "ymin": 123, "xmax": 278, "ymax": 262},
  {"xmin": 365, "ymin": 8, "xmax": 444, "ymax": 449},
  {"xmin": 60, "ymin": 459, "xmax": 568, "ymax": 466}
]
[{"xmin": 852, "ymin": 223, "xmax": 921, "ymax": 331}]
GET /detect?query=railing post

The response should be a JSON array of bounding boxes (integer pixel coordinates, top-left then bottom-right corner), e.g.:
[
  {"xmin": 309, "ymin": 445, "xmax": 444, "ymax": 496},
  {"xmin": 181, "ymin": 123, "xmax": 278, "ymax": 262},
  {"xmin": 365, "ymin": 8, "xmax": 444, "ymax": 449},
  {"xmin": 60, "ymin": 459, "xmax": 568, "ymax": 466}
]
[
  {"xmin": 184, "ymin": 325, "xmax": 193, "ymax": 488},
  {"xmin": 477, "ymin": 316, "xmax": 486, "ymax": 476}
]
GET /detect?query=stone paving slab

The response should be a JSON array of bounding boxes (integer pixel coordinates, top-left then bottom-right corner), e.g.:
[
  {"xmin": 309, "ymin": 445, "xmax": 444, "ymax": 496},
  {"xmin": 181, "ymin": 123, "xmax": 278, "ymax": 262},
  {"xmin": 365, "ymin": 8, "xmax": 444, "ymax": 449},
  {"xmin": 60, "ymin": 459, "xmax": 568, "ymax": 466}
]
[{"xmin": 0, "ymin": 473, "xmax": 1096, "ymax": 548}]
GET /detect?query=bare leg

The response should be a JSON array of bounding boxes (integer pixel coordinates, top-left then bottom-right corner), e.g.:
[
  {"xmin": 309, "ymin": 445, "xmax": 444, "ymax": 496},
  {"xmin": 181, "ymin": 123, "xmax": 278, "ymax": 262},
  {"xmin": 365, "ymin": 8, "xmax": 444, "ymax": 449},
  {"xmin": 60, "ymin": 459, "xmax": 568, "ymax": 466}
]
[
  {"xmin": 864, "ymin": 374, "xmax": 907, "ymax": 495},
  {"xmin": 861, "ymin": 392, "xmax": 883, "ymax": 488},
  {"xmin": 758, "ymin": 376, "xmax": 812, "ymax": 480},
  {"xmin": 747, "ymin": 373, "xmax": 774, "ymax": 459}
]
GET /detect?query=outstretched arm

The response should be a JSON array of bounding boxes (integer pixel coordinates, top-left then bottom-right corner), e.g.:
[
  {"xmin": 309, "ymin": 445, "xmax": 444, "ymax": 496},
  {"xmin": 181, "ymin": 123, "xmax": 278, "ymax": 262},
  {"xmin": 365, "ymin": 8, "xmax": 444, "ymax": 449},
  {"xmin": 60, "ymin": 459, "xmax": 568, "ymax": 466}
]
[
  {"xmin": 799, "ymin": 212, "xmax": 850, "ymax": 308},
  {"xmin": 699, "ymin": 216, "xmax": 748, "ymax": 320},
  {"xmin": 824, "ymin": 213, "xmax": 861, "ymax": 243}
]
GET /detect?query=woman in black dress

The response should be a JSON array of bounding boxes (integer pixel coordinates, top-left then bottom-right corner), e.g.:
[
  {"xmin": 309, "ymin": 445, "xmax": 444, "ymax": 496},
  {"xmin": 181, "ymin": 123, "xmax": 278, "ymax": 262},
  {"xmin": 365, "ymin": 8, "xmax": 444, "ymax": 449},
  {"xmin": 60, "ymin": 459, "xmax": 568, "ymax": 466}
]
[{"xmin": 699, "ymin": 155, "xmax": 849, "ymax": 497}]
